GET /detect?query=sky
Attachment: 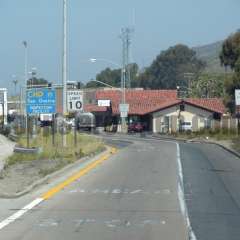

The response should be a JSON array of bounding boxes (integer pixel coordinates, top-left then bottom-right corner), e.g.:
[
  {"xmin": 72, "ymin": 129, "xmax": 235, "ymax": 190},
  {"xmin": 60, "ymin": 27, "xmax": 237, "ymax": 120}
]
[{"xmin": 0, "ymin": 0, "xmax": 240, "ymax": 94}]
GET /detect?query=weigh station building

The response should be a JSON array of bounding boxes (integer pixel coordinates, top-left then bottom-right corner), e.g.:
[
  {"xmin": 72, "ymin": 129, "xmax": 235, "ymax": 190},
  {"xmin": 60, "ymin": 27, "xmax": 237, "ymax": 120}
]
[{"xmin": 83, "ymin": 88, "xmax": 226, "ymax": 133}]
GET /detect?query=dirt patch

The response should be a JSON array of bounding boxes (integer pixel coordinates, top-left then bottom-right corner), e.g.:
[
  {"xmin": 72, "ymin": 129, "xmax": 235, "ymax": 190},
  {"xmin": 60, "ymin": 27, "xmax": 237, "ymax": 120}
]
[
  {"xmin": 0, "ymin": 133, "xmax": 105, "ymax": 196},
  {"xmin": 0, "ymin": 158, "xmax": 68, "ymax": 194}
]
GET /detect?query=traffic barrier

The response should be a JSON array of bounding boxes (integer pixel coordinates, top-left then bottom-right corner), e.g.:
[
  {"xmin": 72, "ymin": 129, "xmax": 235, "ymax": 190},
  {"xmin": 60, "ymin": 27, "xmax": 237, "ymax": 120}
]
[{"xmin": 14, "ymin": 146, "xmax": 42, "ymax": 154}]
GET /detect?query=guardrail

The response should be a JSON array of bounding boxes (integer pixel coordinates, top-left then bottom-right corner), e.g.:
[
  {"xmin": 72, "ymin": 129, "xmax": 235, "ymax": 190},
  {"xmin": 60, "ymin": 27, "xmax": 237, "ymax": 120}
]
[{"xmin": 14, "ymin": 146, "xmax": 42, "ymax": 154}]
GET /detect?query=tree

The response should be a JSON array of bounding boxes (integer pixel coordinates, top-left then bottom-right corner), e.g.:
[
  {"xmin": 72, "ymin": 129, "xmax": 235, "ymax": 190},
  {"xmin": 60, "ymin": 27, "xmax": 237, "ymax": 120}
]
[
  {"xmin": 85, "ymin": 68, "xmax": 121, "ymax": 88},
  {"xmin": 127, "ymin": 63, "xmax": 139, "ymax": 88},
  {"xmin": 223, "ymin": 74, "xmax": 238, "ymax": 112},
  {"xmin": 190, "ymin": 73, "xmax": 226, "ymax": 98},
  {"xmin": 85, "ymin": 63, "xmax": 139, "ymax": 88},
  {"xmin": 220, "ymin": 32, "xmax": 240, "ymax": 70},
  {"xmin": 220, "ymin": 31, "xmax": 240, "ymax": 113},
  {"xmin": 136, "ymin": 44, "xmax": 205, "ymax": 89}
]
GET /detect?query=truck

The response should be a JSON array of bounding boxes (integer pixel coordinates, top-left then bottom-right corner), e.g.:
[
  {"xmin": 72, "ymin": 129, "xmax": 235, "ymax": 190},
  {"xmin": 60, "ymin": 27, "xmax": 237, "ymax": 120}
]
[{"xmin": 75, "ymin": 112, "xmax": 96, "ymax": 131}]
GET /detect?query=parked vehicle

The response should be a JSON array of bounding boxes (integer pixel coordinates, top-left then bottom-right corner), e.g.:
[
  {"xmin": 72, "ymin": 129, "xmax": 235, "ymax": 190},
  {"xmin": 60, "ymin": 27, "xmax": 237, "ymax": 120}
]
[
  {"xmin": 128, "ymin": 122, "xmax": 144, "ymax": 132},
  {"xmin": 65, "ymin": 118, "xmax": 75, "ymax": 128},
  {"xmin": 180, "ymin": 122, "xmax": 192, "ymax": 131},
  {"xmin": 39, "ymin": 114, "xmax": 53, "ymax": 127},
  {"xmin": 75, "ymin": 112, "xmax": 96, "ymax": 131}
]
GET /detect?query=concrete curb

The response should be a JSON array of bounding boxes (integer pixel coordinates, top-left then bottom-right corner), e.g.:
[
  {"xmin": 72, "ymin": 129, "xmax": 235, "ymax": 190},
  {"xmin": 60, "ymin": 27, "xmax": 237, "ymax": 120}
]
[
  {"xmin": 0, "ymin": 146, "xmax": 110, "ymax": 199},
  {"xmin": 151, "ymin": 134, "xmax": 240, "ymax": 159}
]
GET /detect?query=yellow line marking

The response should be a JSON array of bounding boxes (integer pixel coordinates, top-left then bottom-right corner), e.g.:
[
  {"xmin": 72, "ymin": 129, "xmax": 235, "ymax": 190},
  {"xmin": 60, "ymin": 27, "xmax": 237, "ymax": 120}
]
[{"xmin": 42, "ymin": 147, "xmax": 117, "ymax": 200}]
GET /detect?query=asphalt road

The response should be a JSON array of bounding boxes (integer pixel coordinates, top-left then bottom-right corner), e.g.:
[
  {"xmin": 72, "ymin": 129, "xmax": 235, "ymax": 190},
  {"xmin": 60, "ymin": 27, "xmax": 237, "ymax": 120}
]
[
  {"xmin": 2, "ymin": 134, "xmax": 240, "ymax": 240},
  {"xmin": 0, "ymin": 137, "xmax": 188, "ymax": 240},
  {"xmin": 180, "ymin": 142, "xmax": 240, "ymax": 240}
]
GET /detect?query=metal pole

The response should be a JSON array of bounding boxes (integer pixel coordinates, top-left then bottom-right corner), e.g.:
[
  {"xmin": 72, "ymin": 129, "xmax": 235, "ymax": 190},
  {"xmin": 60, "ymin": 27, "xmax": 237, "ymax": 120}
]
[
  {"xmin": 52, "ymin": 114, "xmax": 55, "ymax": 146},
  {"xmin": 62, "ymin": 0, "xmax": 67, "ymax": 115},
  {"xmin": 3, "ymin": 89, "xmax": 7, "ymax": 126},
  {"xmin": 23, "ymin": 41, "xmax": 28, "ymax": 139},
  {"xmin": 237, "ymin": 116, "xmax": 240, "ymax": 136},
  {"xmin": 74, "ymin": 114, "xmax": 77, "ymax": 147},
  {"xmin": 120, "ymin": 29, "xmax": 127, "ymax": 133},
  {"xmin": 27, "ymin": 115, "xmax": 30, "ymax": 148},
  {"xmin": 20, "ymin": 86, "xmax": 23, "ymax": 128},
  {"xmin": 2, "ymin": 103, "xmax": 4, "ymax": 129},
  {"xmin": 62, "ymin": 0, "xmax": 68, "ymax": 147}
]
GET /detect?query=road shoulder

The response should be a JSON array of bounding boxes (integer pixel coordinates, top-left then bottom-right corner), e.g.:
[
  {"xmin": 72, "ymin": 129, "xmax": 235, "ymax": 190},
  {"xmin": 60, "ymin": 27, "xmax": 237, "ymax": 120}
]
[{"xmin": 0, "ymin": 146, "xmax": 113, "ymax": 199}]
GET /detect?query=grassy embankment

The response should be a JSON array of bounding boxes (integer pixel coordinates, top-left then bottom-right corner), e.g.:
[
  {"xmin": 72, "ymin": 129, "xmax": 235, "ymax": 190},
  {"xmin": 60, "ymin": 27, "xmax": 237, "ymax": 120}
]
[
  {"xmin": 171, "ymin": 128, "xmax": 240, "ymax": 152},
  {"xmin": 6, "ymin": 132, "xmax": 105, "ymax": 175},
  {"xmin": 172, "ymin": 128, "xmax": 238, "ymax": 140}
]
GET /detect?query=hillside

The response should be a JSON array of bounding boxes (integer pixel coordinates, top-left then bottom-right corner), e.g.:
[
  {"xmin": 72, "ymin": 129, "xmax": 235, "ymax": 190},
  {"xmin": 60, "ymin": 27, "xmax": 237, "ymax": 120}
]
[{"xmin": 193, "ymin": 41, "xmax": 226, "ymax": 73}]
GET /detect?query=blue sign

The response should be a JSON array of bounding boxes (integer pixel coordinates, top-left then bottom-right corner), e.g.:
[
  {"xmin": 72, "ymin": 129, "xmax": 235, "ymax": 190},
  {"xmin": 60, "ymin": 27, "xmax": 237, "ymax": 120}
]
[{"xmin": 26, "ymin": 88, "xmax": 56, "ymax": 114}]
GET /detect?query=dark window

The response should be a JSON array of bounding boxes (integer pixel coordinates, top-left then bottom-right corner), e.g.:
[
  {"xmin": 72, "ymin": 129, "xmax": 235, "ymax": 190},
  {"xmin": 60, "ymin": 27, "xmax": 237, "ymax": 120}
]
[
  {"xmin": 180, "ymin": 104, "xmax": 185, "ymax": 111},
  {"xmin": 213, "ymin": 112, "xmax": 221, "ymax": 120}
]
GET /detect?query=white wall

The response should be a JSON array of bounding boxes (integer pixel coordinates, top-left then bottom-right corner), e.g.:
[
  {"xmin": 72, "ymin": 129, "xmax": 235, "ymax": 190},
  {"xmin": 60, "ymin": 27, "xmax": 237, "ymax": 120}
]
[{"xmin": 152, "ymin": 103, "xmax": 214, "ymax": 133}]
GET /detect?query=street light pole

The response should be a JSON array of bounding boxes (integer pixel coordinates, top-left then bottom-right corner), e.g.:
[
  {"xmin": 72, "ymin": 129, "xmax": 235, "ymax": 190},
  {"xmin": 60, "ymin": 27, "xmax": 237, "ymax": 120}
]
[
  {"xmin": 61, "ymin": 0, "xmax": 68, "ymax": 147},
  {"xmin": 12, "ymin": 75, "xmax": 18, "ymax": 97},
  {"xmin": 23, "ymin": 41, "xmax": 29, "ymax": 145},
  {"xmin": 23, "ymin": 41, "xmax": 28, "ymax": 88}
]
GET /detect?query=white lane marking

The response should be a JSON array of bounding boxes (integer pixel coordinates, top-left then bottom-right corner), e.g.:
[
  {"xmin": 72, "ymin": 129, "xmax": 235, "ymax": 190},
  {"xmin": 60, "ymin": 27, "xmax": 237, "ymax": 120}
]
[
  {"xmin": 105, "ymin": 219, "xmax": 121, "ymax": 228},
  {"xmin": 130, "ymin": 189, "xmax": 143, "ymax": 194},
  {"xmin": 38, "ymin": 218, "xmax": 60, "ymax": 227},
  {"xmin": 176, "ymin": 143, "xmax": 197, "ymax": 240},
  {"xmin": 111, "ymin": 189, "xmax": 121, "ymax": 194},
  {"xmin": 0, "ymin": 198, "xmax": 43, "ymax": 230},
  {"xmin": 67, "ymin": 188, "xmax": 172, "ymax": 195}
]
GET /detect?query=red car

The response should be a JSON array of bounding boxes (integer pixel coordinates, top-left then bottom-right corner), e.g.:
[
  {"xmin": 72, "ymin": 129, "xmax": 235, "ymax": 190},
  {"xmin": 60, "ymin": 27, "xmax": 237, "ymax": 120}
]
[{"xmin": 128, "ymin": 122, "xmax": 144, "ymax": 132}]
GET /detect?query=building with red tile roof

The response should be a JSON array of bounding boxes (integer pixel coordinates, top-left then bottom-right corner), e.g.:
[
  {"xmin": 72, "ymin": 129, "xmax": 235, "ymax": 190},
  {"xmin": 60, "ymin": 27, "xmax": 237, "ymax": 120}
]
[
  {"xmin": 93, "ymin": 89, "xmax": 225, "ymax": 115},
  {"xmin": 83, "ymin": 88, "xmax": 226, "ymax": 133}
]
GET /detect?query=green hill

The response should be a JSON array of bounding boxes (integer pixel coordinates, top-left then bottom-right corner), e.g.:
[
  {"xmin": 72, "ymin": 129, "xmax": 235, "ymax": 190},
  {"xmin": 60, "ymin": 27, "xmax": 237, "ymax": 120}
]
[{"xmin": 193, "ymin": 41, "xmax": 226, "ymax": 73}]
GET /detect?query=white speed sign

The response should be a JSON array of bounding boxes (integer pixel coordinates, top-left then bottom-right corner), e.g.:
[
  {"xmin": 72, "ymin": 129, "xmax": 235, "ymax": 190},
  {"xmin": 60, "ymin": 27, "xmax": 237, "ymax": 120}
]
[{"xmin": 67, "ymin": 90, "xmax": 83, "ymax": 112}]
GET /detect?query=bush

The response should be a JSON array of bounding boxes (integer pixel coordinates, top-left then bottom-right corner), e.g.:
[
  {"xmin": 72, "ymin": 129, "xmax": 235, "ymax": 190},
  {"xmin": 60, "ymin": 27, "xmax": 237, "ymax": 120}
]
[{"xmin": 172, "ymin": 127, "xmax": 238, "ymax": 140}]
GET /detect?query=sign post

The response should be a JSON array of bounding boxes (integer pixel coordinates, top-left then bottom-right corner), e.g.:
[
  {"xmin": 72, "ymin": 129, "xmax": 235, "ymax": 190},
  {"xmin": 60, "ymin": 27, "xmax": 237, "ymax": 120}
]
[
  {"xmin": 67, "ymin": 90, "xmax": 83, "ymax": 148},
  {"xmin": 26, "ymin": 88, "xmax": 56, "ymax": 114},
  {"xmin": 235, "ymin": 89, "xmax": 240, "ymax": 135},
  {"xmin": 119, "ymin": 103, "xmax": 129, "ymax": 117},
  {"xmin": 26, "ymin": 88, "xmax": 56, "ymax": 148},
  {"xmin": 67, "ymin": 90, "xmax": 83, "ymax": 112},
  {"xmin": 119, "ymin": 103, "xmax": 129, "ymax": 132},
  {"xmin": 52, "ymin": 114, "xmax": 55, "ymax": 146}
]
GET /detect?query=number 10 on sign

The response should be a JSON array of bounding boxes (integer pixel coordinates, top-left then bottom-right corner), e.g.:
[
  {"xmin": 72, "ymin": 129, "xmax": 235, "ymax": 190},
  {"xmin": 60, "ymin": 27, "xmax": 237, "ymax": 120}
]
[{"xmin": 67, "ymin": 90, "xmax": 83, "ymax": 112}]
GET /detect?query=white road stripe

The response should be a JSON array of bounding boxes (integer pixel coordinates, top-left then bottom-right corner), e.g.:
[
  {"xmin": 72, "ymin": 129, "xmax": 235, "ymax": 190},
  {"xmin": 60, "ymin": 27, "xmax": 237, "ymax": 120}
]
[
  {"xmin": 0, "ymin": 198, "xmax": 43, "ymax": 230},
  {"xmin": 176, "ymin": 143, "xmax": 197, "ymax": 240}
]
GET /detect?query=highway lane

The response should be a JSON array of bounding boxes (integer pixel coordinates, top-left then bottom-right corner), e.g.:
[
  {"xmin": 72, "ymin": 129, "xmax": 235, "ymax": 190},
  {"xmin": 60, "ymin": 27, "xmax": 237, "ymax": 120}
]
[
  {"xmin": 180, "ymin": 142, "xmax": 240, "ymax": 240},
  {"xmin": 0, "ymin": 138, "xmax": 188, "ymax": 240}
]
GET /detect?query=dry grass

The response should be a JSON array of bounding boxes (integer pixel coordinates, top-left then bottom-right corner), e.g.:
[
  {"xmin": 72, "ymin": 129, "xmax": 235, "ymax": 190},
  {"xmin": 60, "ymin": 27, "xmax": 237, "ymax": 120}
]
[{"xmin": 6, "ymin": 132, "xmax": 104, "ymax": 167}]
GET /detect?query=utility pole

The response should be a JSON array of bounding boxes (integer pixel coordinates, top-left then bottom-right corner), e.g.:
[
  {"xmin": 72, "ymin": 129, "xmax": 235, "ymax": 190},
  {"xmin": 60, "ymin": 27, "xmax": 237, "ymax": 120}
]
[
  {"xmin": 62, "ymin": 0, "xmax": 68, "ymax": 147},
  {"xmin": 119, "ymin": 27, "xmax": 134, "ymax": 133},
  {"xmin": 62, "ymin": 0, "xmax": 67, "ymax": 115},
  {"xmin": 120, "ymin": 28, "xmax": 134, "ymax": 89}
]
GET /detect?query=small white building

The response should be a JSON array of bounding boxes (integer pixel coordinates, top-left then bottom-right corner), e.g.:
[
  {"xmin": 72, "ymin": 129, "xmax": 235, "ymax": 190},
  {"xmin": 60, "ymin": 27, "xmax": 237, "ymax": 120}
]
[{"xmin": 152, "ymin": 99, "xmax": 224, "ymax": 133}]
